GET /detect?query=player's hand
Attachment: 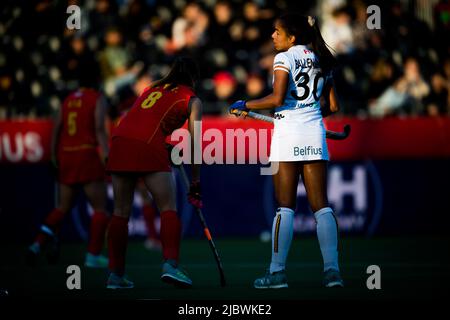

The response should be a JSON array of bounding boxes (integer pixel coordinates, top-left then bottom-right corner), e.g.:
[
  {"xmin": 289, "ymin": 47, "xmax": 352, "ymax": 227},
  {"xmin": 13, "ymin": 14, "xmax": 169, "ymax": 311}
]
[
  {"xmin": 229, "ymin": 100, "xmax": 248, "ymax": 114},
  {"xmin": 188, "ymin": 180, "xmax": 202, "ymax": 209}
]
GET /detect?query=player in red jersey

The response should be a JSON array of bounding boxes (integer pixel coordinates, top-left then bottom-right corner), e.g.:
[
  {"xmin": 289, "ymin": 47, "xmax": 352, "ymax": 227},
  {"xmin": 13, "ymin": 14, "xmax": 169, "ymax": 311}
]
[
  {"xmin": 105, "ymin": 57, "xmax": 202, "ymax": 289},
  {"xmin": 114, "ymin": 74, "xmax": 162, "ymax": 252},
  {"xmin": 27, "ymin": 88, "xmax": 111, "ymax": 268}
]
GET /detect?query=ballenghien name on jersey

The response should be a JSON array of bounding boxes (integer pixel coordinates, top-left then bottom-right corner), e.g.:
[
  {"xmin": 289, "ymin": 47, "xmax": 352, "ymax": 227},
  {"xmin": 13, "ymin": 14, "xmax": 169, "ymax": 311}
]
[{"xmin": 295, "ymin": 57, "xmax": 320, "ymax": 69}]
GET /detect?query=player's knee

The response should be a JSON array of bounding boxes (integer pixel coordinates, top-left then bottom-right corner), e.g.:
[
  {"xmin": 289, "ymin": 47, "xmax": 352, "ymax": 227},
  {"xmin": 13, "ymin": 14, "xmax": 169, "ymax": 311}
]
[{"xmin": 152, "ymin": 195, "xmax": 176, "ymax": 213}]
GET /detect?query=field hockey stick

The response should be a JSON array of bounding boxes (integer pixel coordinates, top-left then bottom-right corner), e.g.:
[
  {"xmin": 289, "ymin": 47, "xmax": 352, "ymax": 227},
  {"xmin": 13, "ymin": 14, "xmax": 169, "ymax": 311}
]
[
  {"xmin": 166, "ymin": 144, "xmax": 226, "ymax": 287},
  {"xmin": 230, "ymin": 108, "xmax": 351, "ymax": 140}
]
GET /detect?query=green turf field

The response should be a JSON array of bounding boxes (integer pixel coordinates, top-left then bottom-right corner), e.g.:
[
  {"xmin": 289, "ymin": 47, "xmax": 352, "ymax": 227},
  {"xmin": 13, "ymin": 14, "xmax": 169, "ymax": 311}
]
[{"xmin": 1, "ymin": 236, "xmax": 449, "ymax": 300}]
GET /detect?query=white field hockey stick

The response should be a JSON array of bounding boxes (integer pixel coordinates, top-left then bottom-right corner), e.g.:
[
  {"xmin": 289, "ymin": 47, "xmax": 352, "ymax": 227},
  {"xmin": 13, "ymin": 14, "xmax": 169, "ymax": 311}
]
[{"xmin": 230, "ymin": 109, "xmax": 351, "ymax": 140}]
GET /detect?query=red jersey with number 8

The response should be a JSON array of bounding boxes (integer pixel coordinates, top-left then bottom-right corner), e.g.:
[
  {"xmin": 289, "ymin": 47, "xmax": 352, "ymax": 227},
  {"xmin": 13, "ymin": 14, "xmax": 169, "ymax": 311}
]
[
  {"xmin": 106, "ymin": 84, "xmax": 195, "ymax": 173},
  {"xmin": 59, "ymin": 88, "xmax": 100, "ymax": 151},
  {"xmin": 113, "ymin": 84, "xmax": 195, "ymax": 142}
]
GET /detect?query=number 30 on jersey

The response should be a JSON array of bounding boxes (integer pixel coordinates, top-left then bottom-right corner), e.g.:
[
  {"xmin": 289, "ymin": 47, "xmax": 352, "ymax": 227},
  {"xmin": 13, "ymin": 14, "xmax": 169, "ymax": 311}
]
[{"xmin": 291, "ymin": 72, "xmax": 324, "ymax": 102}]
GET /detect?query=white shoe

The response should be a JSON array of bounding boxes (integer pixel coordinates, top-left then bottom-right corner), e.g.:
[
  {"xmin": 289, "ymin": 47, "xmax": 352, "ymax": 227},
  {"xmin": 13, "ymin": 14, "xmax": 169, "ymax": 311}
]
[
  {"xmin": 84, "ymin": 253, "xmax": 108, "ymax": 268},
  {"xmin": 161, "ymin": 260, "xmax": 192, "ymax": 288},
  {"xmin": 323, "ymin": 269, "xmax": 344, "ymax": 288},
  {"xmin": 106, "ymin": 273, "xmax": 134, "ymax": 289}
]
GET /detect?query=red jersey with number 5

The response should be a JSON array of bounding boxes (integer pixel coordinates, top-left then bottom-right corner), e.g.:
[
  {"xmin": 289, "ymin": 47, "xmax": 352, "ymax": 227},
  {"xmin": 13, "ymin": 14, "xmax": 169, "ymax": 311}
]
[
  {"xmin": 59, "ymin": 88, "xmax": 100, "ymax": 151},
  {"xmin": 113, "ymin": 84, "xmax": 195, "ymax": 143}
]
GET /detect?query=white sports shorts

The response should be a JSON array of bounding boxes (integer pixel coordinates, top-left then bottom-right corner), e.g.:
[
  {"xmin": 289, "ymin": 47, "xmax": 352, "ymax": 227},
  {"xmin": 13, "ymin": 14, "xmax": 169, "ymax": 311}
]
[{"xmin": 269, "ymin": 112, "xmax": 329, "ymax": 162}]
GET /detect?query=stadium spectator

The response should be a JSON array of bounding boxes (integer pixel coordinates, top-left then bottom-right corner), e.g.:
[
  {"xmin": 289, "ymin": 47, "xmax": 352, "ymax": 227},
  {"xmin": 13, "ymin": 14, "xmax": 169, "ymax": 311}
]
[
  {"xmin": 245, "ymin": 73, "xmax": 267, "ymax": 100},
  {"xmin": 433, "ymin": 0, "xmax": 450, "ymax": 59},
  {"xmin": 367, "ymin": 58, "xmax": 396, "ymax": 102},
  {"xmin": 321, "ymin": 6, "xmax": 355, "ymax": 55},
  {"xmin": 167, "ymin": 2, "xmax": 209, "ymax": 54},
  {"xmin": 98, "ymin": 27, "xmax": 144, "ymax": 97},
  {"xmin": 64, "ymin": 35, "xmax": 100, "ymax": 89},
  {"xmin": 369, "ymin": 57, "xmax": 430, "ymax": 117},
  {"xmin": 424, "ymin": 73, "xmax": 449, "ymax": 116},
  {"xmin": 211, "ymin": 71, "xmax": 239, "ymax": 114},
  {"xmin": 98, "ymin": 28, "xmax": 131, "ymax": 81},
  {"xmin": 87, "ymin": 0, "xmax": 120, "ymax": 40},
  {"xmin": 210, "ymin": 0, "xmax": 234, "ymax": 51}
]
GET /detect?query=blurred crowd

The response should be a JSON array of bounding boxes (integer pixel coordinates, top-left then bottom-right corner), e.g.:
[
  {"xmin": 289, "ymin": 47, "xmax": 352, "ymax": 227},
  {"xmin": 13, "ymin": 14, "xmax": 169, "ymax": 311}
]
[{"xmin": 0, "ymin": 0, "xmax": 449, "ymax": 119}]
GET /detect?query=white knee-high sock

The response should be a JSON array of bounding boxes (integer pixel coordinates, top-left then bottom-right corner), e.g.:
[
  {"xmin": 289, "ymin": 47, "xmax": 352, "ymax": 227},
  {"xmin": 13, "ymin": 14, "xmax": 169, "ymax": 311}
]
[
  {"xmin": 269, "ymin": 207, "xmax": 294, "ymax": 273},
  {"xmin": 314, "ymin": 207, "xmax": 340, "ymax": 272}
]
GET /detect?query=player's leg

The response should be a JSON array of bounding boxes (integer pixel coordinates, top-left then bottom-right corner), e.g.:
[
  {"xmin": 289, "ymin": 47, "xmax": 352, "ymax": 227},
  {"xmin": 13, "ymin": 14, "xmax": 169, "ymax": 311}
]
[
  {"xmin": 106, "ymin": 173, "xmax": 137, "ymax": 289},
  {"xmin": 143, "ymin": 171, "xmax": 192, "ymax": 288},
  {"xmin": 83, "ymin": 180, "xmax": 110, "ymax": 268},
  {"xmin": 27, "ymin": 183, "xmax": 77, "ymax": 265},
  {"xmin": 138, "ymin": 182, "xmax": 161, "ymax": 250},
  {"xmin": 302, "ymin": 160, "xmax": 343, "ymax": 287},
  {"xmin": 254, "ymin": 161, "xmax": 298, "ymax": 289}
]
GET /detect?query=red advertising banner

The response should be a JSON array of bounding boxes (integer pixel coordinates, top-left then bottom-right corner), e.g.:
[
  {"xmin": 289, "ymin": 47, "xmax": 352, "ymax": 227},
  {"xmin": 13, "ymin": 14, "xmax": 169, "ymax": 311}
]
[
  {"xmin": 1, "ymin": 116, "xmax": 450, "ymax": 163},
  {"xmin": 0, "ymin": 120, "xmax": 53, "ymax": 163}
]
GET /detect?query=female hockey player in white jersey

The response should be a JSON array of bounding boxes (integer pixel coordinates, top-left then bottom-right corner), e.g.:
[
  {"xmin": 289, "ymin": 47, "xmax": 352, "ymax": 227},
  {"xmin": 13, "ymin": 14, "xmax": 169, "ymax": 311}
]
[{"xmin": 229, "ymin": 13, "xmax": 343, "ymax": 288}]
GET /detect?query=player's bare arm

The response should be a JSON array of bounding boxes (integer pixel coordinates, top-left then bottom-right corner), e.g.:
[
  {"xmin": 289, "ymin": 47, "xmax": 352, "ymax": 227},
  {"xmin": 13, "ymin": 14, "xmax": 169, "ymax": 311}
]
[
  {"xmin": 95, "ymin": 95, "xmax": 110, "ymax": 162},
  {"xmin": 188, "ymin": 96, "xmax": 202, "ymax": 182},
  {"xmin": 321, "ymin": 81, "xmax": 340, "ymax": 118}
]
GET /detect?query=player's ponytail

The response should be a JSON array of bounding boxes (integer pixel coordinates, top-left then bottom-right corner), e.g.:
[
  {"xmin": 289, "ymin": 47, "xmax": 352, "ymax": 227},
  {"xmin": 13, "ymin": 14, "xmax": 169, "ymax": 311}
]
[
  {"xmin": 152, "ymin": 56, "xmax": 199, "ymax": 89},
  {"xmin": 308, "ymin": 16, "xmax": 337, "ymax": 75},
  {"xmin": 277, "ymin": 14, "xmax": 337, "ymax": 74}
]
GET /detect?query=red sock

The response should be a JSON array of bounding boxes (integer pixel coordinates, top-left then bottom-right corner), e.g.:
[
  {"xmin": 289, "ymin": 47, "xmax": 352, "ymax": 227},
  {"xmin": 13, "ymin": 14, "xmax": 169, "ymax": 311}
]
[
  {"xmin": 160, "ymin": 210, "xmax": 181, "ymax": 262},
  {"xmin": 44, "ymin": 208, "xmax": 65, "ymax": 229},
  {"xmin": 87, "ymin": 211, "xmax": 110, "ymax": 255},
  {"xmin": 35, "ymin": 208, "xmax": 65, "ymax": 245},
  {"xmin": 107, "ymin": 215, "xmax": 129, "ymax": 276},
  {"xmin": 142, "ymin": 204, "xmax": 159, "ymax": 240}
]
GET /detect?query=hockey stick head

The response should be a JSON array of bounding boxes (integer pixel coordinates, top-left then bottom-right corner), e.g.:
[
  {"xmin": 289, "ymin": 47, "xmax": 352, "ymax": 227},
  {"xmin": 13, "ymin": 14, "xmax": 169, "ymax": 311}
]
[{"xmin": 326, "ymin": 124, "xmax": 351, "ymax": 140}]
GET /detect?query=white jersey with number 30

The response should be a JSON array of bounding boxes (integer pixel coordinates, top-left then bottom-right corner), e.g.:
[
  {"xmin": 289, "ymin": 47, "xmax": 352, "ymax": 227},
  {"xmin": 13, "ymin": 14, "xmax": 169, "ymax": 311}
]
[
  {"xmin": 269, "ymin": 44, "xmax": 331, "ymax": 161},
  {"xmin": 273, "ymin": 44, "xmax": 330, "ymax": 113}
]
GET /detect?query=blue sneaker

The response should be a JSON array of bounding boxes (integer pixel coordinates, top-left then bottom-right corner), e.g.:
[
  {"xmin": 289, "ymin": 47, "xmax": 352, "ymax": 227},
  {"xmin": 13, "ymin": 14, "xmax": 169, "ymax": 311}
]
[
  {"xmin": 84, "ymin": 253, "xmax": 108, "ymax": 268},
  {"xmin": 254, "ymin": 270, "xmax": 288, "ymax": 289},
  {"xmin": 161, "ymin": 261, "xmax": 192, "ymax": 288},
  {"xmin": 323, "ymin": 269, "xmax": 344, "ymax": 288},
  {"xmin": 106, "ymin": 273, "xmax": 134, "ymax": 289},
  {"xmin": 26, "ymin": 226, "xmax": 60, "ymax": 266}
]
